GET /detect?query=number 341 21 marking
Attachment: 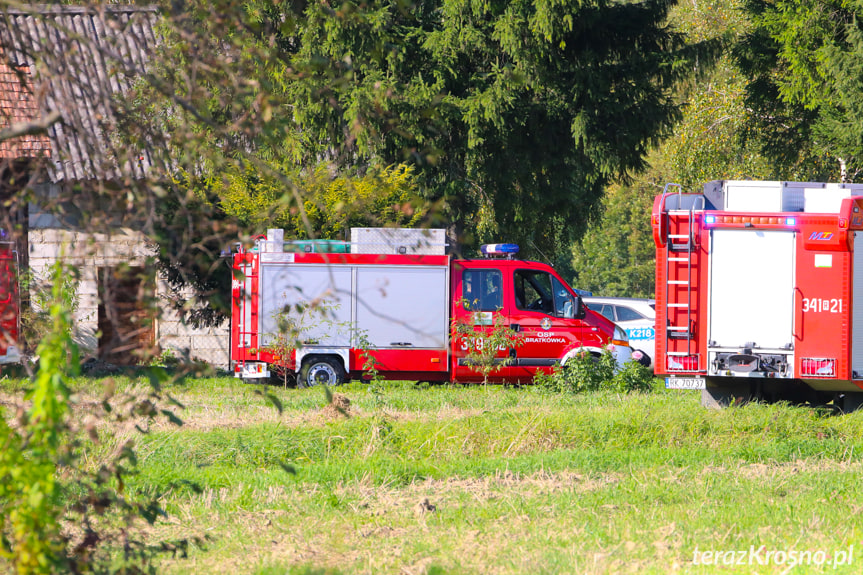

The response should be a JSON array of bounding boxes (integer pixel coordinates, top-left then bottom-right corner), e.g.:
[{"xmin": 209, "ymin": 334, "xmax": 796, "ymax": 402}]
[{"xmin": 802, "ymin": 298, "xmax": 843, "ymax": 313}]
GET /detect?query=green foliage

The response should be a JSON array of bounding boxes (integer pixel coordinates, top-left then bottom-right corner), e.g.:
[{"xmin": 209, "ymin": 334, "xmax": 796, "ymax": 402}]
[
  {"xmin": 19, "ymin": 265, "xmax": 80, "ymax": 354},
  {"xmin": 128, "ymin": 0, "xmax": 720, "ymax": 292},
  {"xmin": 660, "ymin": 0, "xmax": 773, "ymax": 188},
  {"xmin": 571, "ymin": 177, "xmax": 658, "ymax": 297},
  {"xmin": 451, "ymin": 310, "xmax": 523, "ymax": 385},
  {"xmin": 734, "ymin": 0, "xmax": 854, "ymax": 179},
  {"xmin": 287, "ymin": 0, "xmax": 720, "ymax": 256},
  {"xmin": 147, "ymin": 347, "xmax": 181, "ymax": 368},
  {"xmin": 219, "ymin": 163, "xmax": 426, "ymax": 239},
  {"xmin": 0, "ymin": 262, "xmax": 195, "ymax": 574},
  {"xmin": 570, "ymin": 0, "xmax": 770, "ymax": 298},
  {"xmin": 0, "ymin": 263, "xmax": 75, "ymax": 573},
  {"xmin": 609, "ymin": 358, "xmax": 658, "ymax": 394},
  {"xmin": 536, "ymin": 350, "xmax": 653, "ymax": 394}
]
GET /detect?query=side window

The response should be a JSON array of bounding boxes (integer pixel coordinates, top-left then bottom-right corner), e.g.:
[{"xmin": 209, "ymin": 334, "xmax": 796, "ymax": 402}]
[
  {"xmin": 462, "ymin": 269, "xmax": 502, "ymax": 311},
  {"xmin": 597, "ymin": 304, "xmax": 615, "ymax": 321},
  {"xmin": 551, "ymin": 277, "xmax": 576, "ymax": 318},
  {"xmin": 514, "ymin": 270, "xmax": 554, "ymax": 314},
  {"xmin": 615, "ymin": 306, "xmax": 645, "ymax": 322}
]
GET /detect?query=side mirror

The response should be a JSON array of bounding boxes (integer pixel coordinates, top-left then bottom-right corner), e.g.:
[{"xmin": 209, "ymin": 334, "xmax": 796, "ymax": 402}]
[{"xmin": 575, "ymin": 296, "xmax": 586, "ymax": 319}]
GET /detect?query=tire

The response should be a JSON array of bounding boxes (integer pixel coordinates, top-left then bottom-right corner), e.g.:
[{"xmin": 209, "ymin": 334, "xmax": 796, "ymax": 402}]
[
  {"xmin": 700, "ymin": 379, "xmax": 753, "ymax": 409},
  {"xmin": 299, "ymin": 356, "xmax": 345, "ymax": 388}
]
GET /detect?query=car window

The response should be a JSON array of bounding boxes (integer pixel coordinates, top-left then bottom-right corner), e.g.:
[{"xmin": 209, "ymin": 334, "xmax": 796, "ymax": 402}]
[
  {"xmin": 462, "ymin": 269, "xmax": 502, "ymax": 311},
  {"xmin": 514, "ymin": 270, "xmax": 554, "ymax": 314},
  {"xmin": 594, "ymin": 304, "xmax": 615, "ymax": 321},
  {"xmin": 615, "ymin": 305, "xmax": 646, "ymax": 322},
  {"xmin": 551, "ymin": 277, "xmax": 576, "ymax": 318}
]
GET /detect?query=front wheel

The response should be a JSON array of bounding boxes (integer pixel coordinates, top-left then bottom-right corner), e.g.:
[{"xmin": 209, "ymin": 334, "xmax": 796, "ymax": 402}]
[{"xmin": 299, "ymin": 357, "xmax": 345, "ymax": 388}]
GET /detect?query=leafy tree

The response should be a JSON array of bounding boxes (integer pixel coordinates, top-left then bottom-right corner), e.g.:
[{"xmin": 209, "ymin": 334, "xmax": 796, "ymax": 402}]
[
  {"xmin": 661, "ymin": 0, "xmax": 773, "ymax": 189},
  {"xmin": 571, "ymin": 0, "xmax": 774, "ymax": 298},
  {"xmin": 114, "ymin": 0, "xmax": 720, "ymax": 321},
  {"xmin": 571, "ymin": 168, "xmax": 660, "ymax": 298},
  {"xmin": 734, "ymin": 0, "xmax": 857, "ymax": 180},
  {"xmin": 218, "ymin": 162, "xmax": 426, "ymax": 239}
]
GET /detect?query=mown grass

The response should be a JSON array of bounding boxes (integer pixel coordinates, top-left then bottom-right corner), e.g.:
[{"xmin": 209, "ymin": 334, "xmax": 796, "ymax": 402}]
[{"xmin": 4, "ymin": 376, "xmax": 863, "ymax": 573}]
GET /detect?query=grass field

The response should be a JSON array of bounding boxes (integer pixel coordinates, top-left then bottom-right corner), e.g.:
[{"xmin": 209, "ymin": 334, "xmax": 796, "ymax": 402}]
[{"xmin": 5, "ymin": 375, "xmax": 863, "ymax": 574}]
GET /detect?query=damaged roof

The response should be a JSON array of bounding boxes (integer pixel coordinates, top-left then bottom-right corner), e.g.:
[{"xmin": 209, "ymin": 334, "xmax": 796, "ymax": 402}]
[{"xmin": 0, "ymin": 4, "xmax": 158, "ymax": 182}]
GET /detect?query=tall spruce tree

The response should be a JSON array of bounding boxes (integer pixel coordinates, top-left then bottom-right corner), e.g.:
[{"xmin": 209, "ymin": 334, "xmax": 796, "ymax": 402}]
[
  {"xmin": 122, "ymin": 0, "xmax": 718, "ymax": 323},
  {"xmin": 286, "ymin": 0, "xmax": 719, "ymax": 256}
]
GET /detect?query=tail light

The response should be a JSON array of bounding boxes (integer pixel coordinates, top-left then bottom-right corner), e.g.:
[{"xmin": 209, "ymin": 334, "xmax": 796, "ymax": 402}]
[
  {"xmin": 668, "ymin": 355, "xmax": 699, "ymax": 371},
  {"xmin": 800, "ymin": 358, "xmax": 835, "ymax": 377}
]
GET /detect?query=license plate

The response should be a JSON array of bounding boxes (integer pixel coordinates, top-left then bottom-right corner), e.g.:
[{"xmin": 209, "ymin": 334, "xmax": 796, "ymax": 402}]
[{"xmin": 665, "ymin": 377, "xmax": 705, "ymax": 390}]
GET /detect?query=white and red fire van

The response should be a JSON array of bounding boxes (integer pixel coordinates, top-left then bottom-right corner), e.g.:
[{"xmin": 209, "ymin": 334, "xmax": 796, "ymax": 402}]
[{"xmin": 231, "ymin": 228, "xmax": 632, "ymax": 386}]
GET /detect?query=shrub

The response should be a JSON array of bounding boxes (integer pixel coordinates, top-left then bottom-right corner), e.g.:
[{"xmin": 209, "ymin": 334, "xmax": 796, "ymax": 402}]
[
  {"xmin": 0, "ymin": 263, "xmax": 195, "ymax": 574},
  {"xmin": 537, "ymin": 349, "xmax": 655, "ymax": 394}
]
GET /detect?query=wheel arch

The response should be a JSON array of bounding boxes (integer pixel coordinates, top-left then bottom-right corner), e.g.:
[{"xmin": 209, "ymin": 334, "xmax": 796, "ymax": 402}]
[
  {"xmin": 560, "ymin": 346, "xmax": 604, "ymax": 366},
  {"xmin": 295, "ymin": 348, "xmax": 349, "ymax": 374}
]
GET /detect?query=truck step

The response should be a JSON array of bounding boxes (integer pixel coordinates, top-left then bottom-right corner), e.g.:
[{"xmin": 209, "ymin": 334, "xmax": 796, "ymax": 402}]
[
  {"xmin": 669, "ymin": 242, "xmax": 692, "ymax": 252},
  {"xmin": 668, "ymin": 257, "xmax": 689, "ymax": 262},
  {"xmin": 668, "ymin": 328, "xmax": 692, "ymax": 339},
  {"xmin": 668, "ymin": 280, "xmax": 690, "ymax": 285},
  {"xmin": 667, "ymin": 303, "xmax": 689, "ymax": 307}
]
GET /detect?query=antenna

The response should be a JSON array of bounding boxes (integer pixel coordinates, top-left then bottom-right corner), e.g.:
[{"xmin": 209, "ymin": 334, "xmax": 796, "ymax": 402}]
[{"xmin": 528, "ymin": 239, "xmax": 555, "ymax": 268}]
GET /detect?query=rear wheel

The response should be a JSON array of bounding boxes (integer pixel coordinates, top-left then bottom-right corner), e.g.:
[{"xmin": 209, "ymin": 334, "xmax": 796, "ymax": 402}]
[
  {"xmin": 700, "ymin": 379, "xmax": 754, "ymax": 409},
  {"xmin": 299, "ymin": 357, "xmax": 345, "ymax": 388}
]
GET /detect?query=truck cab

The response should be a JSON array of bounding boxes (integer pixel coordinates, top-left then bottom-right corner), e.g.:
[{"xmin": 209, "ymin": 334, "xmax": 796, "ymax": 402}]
[{"xmin": 450, "ymin": 249, "xmax": 631, "ymax": 383}]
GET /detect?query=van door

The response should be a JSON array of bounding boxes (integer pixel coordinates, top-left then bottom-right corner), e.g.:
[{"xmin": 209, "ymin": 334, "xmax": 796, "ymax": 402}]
[
  {"xmin": 509, "ymin": 268, "xmax": 584, "ymax": 379},
  {"xmin": 451, "ymin": 264, "xmax": 515, "ymax": 382}
]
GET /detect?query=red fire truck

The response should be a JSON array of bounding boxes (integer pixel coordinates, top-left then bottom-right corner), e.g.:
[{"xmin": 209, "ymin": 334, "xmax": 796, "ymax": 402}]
[
  {"xmin": 231, "ymin": 228, "xmax": 632, "ymax": 386},
  {"xmin": 654, "ymin": 180, "xmax": 863, "ymax": 410},
  {"xmin": 0, "ymin": 237, "xmax": 20, "ymax": 365}
]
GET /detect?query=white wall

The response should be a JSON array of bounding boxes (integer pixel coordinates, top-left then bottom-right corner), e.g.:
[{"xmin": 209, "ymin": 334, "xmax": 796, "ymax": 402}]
[{"xmin": 27, "ymin": 225, "xmax": 229, "ymax": 367}]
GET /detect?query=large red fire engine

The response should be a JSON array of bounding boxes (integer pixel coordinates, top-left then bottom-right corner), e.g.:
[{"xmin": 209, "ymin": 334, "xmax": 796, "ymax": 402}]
[
  {"xmin": 231, "ymin": 228, "xmax": 632, "ymax": 386},
  {"xmin": 654, "ymin": 180, "xmax": 863, "ymax": 410}
]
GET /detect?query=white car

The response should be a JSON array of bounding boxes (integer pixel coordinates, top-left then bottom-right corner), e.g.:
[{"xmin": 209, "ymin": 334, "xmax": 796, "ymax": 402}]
[{"xmin": 583, "ymin": 297, "xmax": 655, "ymax": 367}]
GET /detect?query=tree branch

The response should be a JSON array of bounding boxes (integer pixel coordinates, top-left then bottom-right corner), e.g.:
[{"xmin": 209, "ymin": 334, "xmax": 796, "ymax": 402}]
[{"xmin": 0, "ymin": 110, "xmax": 61, "ymax": 142}]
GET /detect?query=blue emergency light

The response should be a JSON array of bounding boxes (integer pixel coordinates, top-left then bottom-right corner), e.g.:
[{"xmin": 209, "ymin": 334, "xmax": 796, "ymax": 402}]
[
  {"xmin": 481, "ymin": 243, "xmax": 520, "ymax": 257},
  {"xmin": 785, "ymin": 217, "xmax": 796, "ymax": 226},
  {"xmin": 705, "ymin": 215, "xmax": 716, "ymax": 224}
]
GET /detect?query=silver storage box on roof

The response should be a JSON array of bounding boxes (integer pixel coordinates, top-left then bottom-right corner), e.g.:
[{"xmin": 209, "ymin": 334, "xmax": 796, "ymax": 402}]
[
  {"xmin": 721, "ymin": 180, "xmax": 809, "ymax": 212},
  {"xmin": 803, "ymin": 183, "xmax": 863, "ymax": 213},
  {"xmin": 350, "ymin": 227, "xmax": 446, "ymax": 255},
  {"xmin": 704, "ymin": 180, "xmax": 863, "ymax": 213}
]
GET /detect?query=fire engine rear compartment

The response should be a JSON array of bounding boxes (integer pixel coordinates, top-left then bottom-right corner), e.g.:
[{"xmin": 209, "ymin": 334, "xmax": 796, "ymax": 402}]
[
  {"xmin": 707, "ymin": 229, "xmax": 795, "ymax": 375},
  {"xmin": 655, "ymin": 180, "xmax": 863, "ymax": 410},
  {"xmin": 257, "ymin": 257, "xmax": 450, "ymax": 377}
]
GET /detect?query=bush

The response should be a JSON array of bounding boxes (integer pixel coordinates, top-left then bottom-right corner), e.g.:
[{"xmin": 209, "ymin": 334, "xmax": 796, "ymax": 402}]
[
  {"xmin": 0, "ymin": 263, "xmax": 196, "ymax": 574},
  {"xmin": 537, "ymin": 349, "xmax": 655, "ymax": 394}
]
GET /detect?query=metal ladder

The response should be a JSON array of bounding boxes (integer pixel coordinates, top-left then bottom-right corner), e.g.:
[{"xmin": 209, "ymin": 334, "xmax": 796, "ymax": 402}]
[{"xmin": 659, "ymin": 183, "xmax": 704, "ymax": 364}]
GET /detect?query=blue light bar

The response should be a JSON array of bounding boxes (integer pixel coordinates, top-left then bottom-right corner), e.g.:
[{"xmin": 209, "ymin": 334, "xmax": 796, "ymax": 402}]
[
  {"xmin": 785, "ymin": 217, "xmax": 797, "ymax": 226},
  {"xmin": 481, "ymin": 243, "xmax": 520, "ymax": 255},
  {"xmin": 705, "ymin": 215, "xmax": 716, "ymax": 224}
]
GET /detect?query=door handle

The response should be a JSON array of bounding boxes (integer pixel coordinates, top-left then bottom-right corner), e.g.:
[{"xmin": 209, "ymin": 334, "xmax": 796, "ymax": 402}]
[{"xmin": 509, "ymin": 324, "xmax": 521, "ymax": 332}]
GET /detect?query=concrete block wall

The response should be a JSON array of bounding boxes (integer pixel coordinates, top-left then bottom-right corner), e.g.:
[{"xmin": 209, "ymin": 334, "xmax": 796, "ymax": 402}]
[{"xmin": 27, "ymin": 227, "xmax": 229, "ymax": 367}]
